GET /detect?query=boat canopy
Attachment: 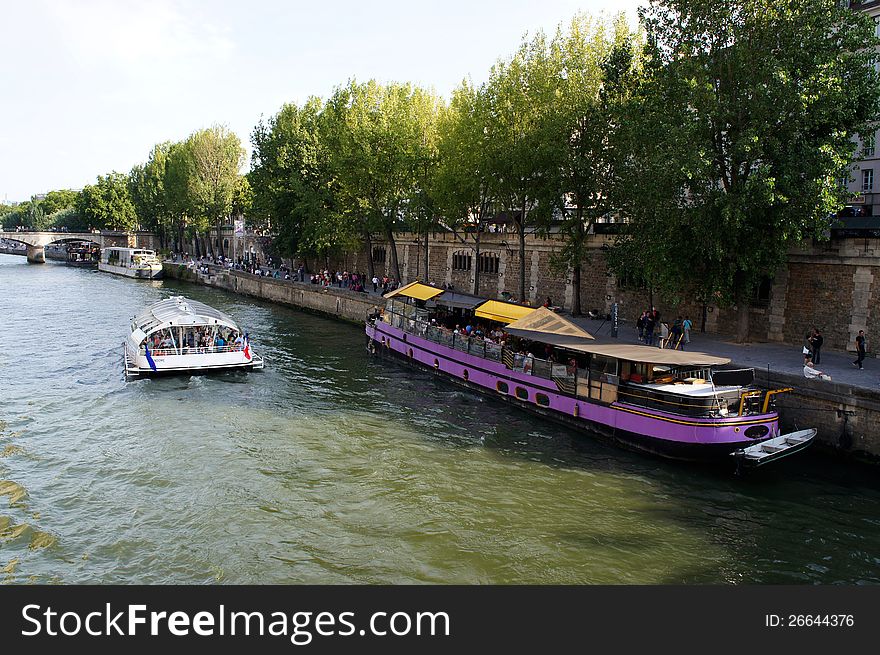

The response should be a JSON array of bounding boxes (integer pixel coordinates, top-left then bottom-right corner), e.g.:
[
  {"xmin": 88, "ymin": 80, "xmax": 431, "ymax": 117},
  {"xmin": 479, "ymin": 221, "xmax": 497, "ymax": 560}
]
[
  {"xmin": 427, "ymin": 290, "xmax": 486, "ymax": 310},
  {"xmin": 384, "ymin": 282, "xmax": 444, "ymax": 301},
  {"xmin": 132, "ymin": 296, "xmax": 239, "ymax": 334},
  {"xmin": 474, "ymin": 300, "xmax": 536, "ymax": 324},
  {"xmin": 561, "ymin": 342, "xmax": 730, "ymax": 366},
  {"xmin": 503, "ymin": 307, "xmax": 595, "ymax": 346}
]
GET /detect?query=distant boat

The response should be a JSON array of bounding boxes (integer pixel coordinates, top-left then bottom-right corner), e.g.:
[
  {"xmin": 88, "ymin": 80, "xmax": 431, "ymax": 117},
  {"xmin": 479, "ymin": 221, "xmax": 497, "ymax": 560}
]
[
  {"xmin": 99, "ymin": 247, "xmax": 162, "ymax": 279},
  {"xmin": 124, "ymin": 295, "xmax": 264, "ymax": 377},
  {"xmin": 65, "ymin": 242, "xmax": 100, "ymax": 268}
]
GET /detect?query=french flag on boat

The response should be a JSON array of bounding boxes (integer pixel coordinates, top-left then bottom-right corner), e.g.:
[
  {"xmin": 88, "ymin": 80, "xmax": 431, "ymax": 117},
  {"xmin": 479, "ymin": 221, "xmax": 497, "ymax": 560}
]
[
  {"xmin": 144, "ymin": 343, "xmax": 158, "ymax": 371},
  {"xmin": 243, "ymin": 333, "xmax": 251, "ymax": 361}
]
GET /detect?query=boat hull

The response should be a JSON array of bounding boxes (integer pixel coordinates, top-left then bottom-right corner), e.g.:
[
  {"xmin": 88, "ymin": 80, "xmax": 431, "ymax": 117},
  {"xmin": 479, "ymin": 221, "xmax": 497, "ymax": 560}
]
[
  {"xmin": 124, "ymin": 347, "xmax": 263, "ymax": 377},
  {"xmin": 367, "ymin": 321, "xmax": 780, "ymax": 463},
  {"xmin": 99, "ymin": 262, "xmax": 163, "ymax": 279}
]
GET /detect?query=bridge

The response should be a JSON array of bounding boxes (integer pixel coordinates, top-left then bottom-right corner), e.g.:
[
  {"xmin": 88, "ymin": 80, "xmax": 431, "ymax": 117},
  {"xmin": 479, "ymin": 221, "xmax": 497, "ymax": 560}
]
[{"xmin": 0, "ymin": 231, "xmax": 155, "ymax": 263}]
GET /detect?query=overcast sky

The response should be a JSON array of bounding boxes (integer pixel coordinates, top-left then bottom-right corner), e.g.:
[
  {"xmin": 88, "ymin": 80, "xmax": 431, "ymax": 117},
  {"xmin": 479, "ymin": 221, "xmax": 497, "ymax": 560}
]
[{"xmin": 0, "ymin": 0, "xmax": 643, "ymax": 203}]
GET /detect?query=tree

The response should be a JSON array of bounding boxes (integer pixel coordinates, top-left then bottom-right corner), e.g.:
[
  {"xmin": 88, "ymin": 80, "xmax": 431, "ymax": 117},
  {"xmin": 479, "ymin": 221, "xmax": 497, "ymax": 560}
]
[
  {"xmin": 130, "ymin": 143, "xmax": 173, "ymax": 249},
  {"xmin": 435, "ymin": 80, "xmax": 499, "ymax": 294},
  {"xmin": 610, "ymin": 0, "xmax": 880, "ymax": 341},
  {"xmin": 186, "ymin": 125, "xmax": 245, "ymax": 258},
  {"xmin": 250, "ymin": 98, "xmax": 353, "ymax": 267},
  {"xmin": 544, "ymin": 15, "xmax": 642, "ymax": 315},
  {"xmin": 325, "ymin": 80, "xmax": 441, "ymax": 282},
  {"xmin": 76, "ymin": 172, "xmax": 137, "ymax": 231},
  {"xmin": 485, "ymin": 32, "xmax": 562, "ymax": 302}
]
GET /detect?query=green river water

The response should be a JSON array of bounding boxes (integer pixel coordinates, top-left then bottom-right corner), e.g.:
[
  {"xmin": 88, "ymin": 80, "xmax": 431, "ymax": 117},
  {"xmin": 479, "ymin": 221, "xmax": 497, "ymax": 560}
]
[{"xmin": 1, "ymin": 253, "xmax": 880, "ymax": 584}]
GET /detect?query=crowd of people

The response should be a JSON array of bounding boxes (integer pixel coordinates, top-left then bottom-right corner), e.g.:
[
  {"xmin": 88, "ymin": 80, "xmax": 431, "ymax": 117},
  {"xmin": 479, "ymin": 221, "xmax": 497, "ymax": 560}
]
[
  {"xmin": 636, "ymin": 308, "xmax": 692, "ymax": 349},
  {"xmin": 145, "ymin": 326, "xmax": 247, "ymax": 355}
]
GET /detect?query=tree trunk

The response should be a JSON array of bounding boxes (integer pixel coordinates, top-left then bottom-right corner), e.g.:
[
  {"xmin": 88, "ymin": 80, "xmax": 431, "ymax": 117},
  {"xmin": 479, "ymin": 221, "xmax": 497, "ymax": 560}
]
[
  {"xmin": 701, "ymin": 303, "xmax": 708, "ymax": 333},
  {"xmin": 364, "ymin": 232, "xmax": 375, "ymax": 280},
  {"xmin": 216, "ymin": 219, "xmax": 224, "ymax": 258},
  {"xmin": 473, "ymin": 230, "xmax": 482, "ymax": 296},
  {"xmin": 386, "ymin": 226, "xmax": 402, "ymax": 282},
  {"xmin": 571, "ymin": 264, "xmax": 582, "ymax": 316},
  {"xmin": 735, "ymin": 283, "xmax": 750, "ymax": 343},
  {"xmin": 517, "ymin": 218, "xmax": 526, "ymax": 303},
  {"xmin": 423, "ymin": 224, "xmax": 429, "ymax": 283}
]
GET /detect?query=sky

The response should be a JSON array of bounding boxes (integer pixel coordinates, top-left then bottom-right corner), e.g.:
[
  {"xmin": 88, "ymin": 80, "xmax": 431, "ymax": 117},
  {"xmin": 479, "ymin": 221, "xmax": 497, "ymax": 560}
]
[{"xmin": 0, "ymin": 0, "xmax": 643, "ymax": 203}]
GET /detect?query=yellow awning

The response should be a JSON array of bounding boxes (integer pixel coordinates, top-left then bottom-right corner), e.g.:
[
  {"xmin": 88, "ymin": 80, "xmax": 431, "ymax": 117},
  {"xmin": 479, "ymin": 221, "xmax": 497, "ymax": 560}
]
[
  {"xmin": 474, "ymin": 300, "xmax": 536, "ymax": 324},
  {"xmin": 384, "ymin": 281, "xmax": 444, "ymax": 302}
]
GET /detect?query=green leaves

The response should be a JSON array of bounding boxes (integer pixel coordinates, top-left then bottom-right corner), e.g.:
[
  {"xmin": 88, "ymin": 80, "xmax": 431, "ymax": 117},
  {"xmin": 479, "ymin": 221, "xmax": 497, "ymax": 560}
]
[
  {"xmin": 76, "ymin": 172, "xmax": 137, "ymax": 231},
  {"xmin": 610, "ymin": 0, "xmax": 880, "ymax": 332}
]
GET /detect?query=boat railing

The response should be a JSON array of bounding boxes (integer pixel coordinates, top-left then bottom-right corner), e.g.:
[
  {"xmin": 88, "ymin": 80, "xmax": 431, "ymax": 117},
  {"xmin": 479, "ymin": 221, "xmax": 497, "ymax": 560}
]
[{"xmin": 141, "ymin": 344, "xmax": 245, "ymax": 356}]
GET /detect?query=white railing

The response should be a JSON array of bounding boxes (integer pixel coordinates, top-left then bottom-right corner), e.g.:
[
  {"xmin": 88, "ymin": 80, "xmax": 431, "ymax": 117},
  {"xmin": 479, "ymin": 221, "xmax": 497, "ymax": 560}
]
[{"xmin": 141, "ymin": 344, "xmax": 246, "ymax": 356}]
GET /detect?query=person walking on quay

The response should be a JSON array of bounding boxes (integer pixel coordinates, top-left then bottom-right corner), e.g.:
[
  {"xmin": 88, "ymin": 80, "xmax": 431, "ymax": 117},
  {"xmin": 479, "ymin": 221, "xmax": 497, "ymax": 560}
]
[
  {"xmin": 683, "ymin": 316, "xmax": 692, "ymax": 344},
  {"xmin": 853, "ymin": 329, "xmax": 867, "ymax": 370},
  {"xmin": 810, "ymin": 328, "xmax": 824, "ymax": 365},
  {"xmin": 637, "ymin": 310, "xmax": 647, "ymax": 343}
]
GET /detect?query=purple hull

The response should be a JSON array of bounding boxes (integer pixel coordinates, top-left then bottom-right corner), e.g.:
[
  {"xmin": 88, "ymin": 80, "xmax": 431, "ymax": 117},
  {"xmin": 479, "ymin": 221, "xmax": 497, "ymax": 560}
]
[{"xmin": 367, "ymin": 321, "xmax": 779, "ymax": 461}]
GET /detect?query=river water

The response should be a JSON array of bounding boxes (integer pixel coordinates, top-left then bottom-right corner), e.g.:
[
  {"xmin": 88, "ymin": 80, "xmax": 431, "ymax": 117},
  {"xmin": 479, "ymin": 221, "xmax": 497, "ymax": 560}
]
[{"xmin": 2, "ymin": 254, "xmax": 880, "ymax": 584}]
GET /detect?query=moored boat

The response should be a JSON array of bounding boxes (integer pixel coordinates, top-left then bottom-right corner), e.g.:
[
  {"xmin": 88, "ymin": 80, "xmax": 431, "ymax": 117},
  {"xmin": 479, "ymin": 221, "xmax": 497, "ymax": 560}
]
[
  {"xmin": 365, "ymin": 282, "xmax": 815, "ymax": 466},
  {"xmin": 65, "ymin": 242, "xmax": 100, "ymax": 268},
  {"xmin": 124, "ymin": 295, "xmax": 264, "ymax": 377},
  {"xmin": 99, "ymin": 247, "xmax": 163, "ymax": 279}
]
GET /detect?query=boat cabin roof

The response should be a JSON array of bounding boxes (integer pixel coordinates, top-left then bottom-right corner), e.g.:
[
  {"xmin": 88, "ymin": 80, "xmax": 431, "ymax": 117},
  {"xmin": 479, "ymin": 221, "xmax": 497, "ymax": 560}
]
[{"xmin": 132, "ymin": 296, "xmax": 239, "ymax": 334}]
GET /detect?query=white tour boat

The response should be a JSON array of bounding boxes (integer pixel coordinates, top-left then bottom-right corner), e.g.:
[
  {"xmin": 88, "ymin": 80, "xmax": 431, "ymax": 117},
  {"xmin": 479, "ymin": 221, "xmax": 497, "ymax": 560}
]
[
  {"xmin": 124, "ymin": 295, "xmax": 264, "ymax": 377},
  {"xmin": 99, "ymin": 247, "xmax": 163, "ymax": 279}
]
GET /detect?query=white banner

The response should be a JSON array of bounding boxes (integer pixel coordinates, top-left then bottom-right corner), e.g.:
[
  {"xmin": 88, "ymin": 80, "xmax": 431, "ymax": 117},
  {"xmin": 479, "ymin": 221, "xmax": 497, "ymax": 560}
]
[{"xmin": 234, "ymin": 219, "xmax": 244, "ymax": 237}]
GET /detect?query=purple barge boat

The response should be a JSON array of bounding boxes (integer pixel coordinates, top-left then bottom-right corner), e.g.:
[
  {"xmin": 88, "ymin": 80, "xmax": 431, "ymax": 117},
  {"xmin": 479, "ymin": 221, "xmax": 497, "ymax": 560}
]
[{"xmin": 365, "ymin": 282, "xmax": 816, "ymax": 468}]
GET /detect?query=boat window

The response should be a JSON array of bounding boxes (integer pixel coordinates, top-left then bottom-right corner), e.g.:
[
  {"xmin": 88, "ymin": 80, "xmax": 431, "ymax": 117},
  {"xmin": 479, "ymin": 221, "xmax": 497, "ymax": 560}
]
[
  {"xmin": 535, "ymin": 393, "xmax": 550, "ymax": 407},
  {"xmin": 590, "ymin": 355, "xmax": 618, "ymax": 378},
  {"xmin": 496, "ymin": 381, "xmax": 509, "ymax": 394},
  {"xmin": 620, "ymin": 361, "xmax": 647, "ymax": 384},
  {"xmin": 515, "ymin": 387, "xmax": 529, "ymax": 400}
]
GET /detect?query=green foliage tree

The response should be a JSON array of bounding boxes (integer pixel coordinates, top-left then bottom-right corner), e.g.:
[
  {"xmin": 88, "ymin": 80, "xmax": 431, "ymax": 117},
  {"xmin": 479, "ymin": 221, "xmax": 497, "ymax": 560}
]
[
  {"xmin": 543, "ymin": 15, "xmax": 642, "ymax": 315},
  {"xmin": 485, "ymin": 32, "xmax": 563, "ymax": 302},
  {"xmin": 250, "ymin": 98, "xmax": 349, "ymax": 266},
  {"xmin": 324, "ymin": 79, "xmax": 441, "ymax": 282},
  {"xmin": 76, "ymin": 172, "xmax": 137, "ymax": 231},
  {"xmin": 610, "ymin": 0, "xmax": 880, "ymax": 341},
  {"xmin": 435, "ymin": 80, "xmax": 499, "ymax": 294},
  {"xmin": 130, "ymin": 142, "xmax": 173, "ymax": 249},
  {"xmin": 185, "ymin": 125, "xmax": 246, "ymax": 258}
]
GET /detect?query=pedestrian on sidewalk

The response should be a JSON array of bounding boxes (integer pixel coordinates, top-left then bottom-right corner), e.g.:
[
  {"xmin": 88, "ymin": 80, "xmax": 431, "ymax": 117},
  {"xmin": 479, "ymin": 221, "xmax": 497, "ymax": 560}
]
[
  {"xmin": 854, "ymin": 329, "xmax": 867, "ymax": 370},
  {"xmin": 810, "ymin": 328, "xmax": 824, "ymax": 365},
  {"xmin": 683, "ymin": 316, "xmax": 692, "ymax": 344},
  {"xmin": 802, "ymin": 329, "xmax": 814, "ymax": 363}
]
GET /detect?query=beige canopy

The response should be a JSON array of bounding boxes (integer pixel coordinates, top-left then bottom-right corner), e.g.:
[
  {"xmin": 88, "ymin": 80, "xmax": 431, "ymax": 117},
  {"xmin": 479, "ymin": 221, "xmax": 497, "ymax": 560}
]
[
  {"xmin": 503, "ymin": 307, "xmax": 596, "ymax": 347},
  {"xmin": 565, "ymin": 342, "xmax": 730, "ymax": 366}
]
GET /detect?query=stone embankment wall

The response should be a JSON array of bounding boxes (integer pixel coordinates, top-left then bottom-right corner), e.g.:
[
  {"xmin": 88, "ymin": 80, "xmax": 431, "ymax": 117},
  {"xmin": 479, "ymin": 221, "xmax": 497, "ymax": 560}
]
[
  {"xmin": 163, "ymin": 263, "xmax": 378, "ymax": 324},
  {"xmin": 755, "ymin": 371, "xmax": 880, "ymax": 465},
  {"xmin": 163, "ymin": 262, "xmax": 880, "ymax": 464}
]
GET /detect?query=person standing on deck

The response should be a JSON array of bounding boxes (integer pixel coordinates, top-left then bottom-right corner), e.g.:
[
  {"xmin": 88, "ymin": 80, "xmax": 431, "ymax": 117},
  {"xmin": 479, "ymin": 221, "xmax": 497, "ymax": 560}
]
[{"xmin": 854, "ymin": 330, "xmax": 867, "ymax": 370}]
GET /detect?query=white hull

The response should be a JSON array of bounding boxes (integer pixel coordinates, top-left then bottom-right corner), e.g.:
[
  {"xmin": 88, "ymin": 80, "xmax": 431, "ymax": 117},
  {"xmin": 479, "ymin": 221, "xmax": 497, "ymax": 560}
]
[
  {"xmin": 99, "ymin": 262, "xmax": 163, "ymax": 279},
  {"xmin": 124, "ymin": 345, "xmax": 263, "ymax": 376}
]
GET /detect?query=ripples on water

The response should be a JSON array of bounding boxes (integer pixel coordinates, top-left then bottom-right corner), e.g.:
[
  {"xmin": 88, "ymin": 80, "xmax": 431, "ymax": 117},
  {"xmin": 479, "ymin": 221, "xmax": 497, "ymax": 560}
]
[{"xmin": 1, "ymin": 254, "xmax": 880, "ymax": 584}]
